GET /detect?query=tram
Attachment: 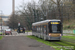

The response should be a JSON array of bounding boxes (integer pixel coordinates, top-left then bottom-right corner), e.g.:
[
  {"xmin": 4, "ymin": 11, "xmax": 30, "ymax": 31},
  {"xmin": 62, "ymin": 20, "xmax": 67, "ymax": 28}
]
[{"xmin": 32, "ymin": 19, "xmax": 62, "ymax": 40}]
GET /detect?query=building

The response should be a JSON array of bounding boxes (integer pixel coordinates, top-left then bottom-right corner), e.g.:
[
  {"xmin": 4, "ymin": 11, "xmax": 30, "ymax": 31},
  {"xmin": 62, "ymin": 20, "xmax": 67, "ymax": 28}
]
[
  {"xmin": 0, "ymin": 17, "xmax": 3, "ymax": 26},
  {"xmin": 0, "ymin": 15, "xmax": 9, "ymax": 26}
]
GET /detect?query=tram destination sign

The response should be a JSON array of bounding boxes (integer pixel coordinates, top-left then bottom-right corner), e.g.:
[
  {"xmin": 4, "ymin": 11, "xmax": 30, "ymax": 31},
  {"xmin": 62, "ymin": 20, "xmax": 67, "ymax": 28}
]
[{"xmin": 51, "ymin": 22, "xmax": 60, "ymax": 24}]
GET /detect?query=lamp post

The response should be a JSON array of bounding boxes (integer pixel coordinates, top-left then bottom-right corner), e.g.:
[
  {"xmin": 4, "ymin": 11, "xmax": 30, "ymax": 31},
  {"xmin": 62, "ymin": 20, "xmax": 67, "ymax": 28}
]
[
  {"xmin": 60, "ymin": 1, "xmax": 64, "ymax": 23},
  {"xmin": 60, "ymin": 1, "xmax": 64, "ymax": 36},
  {"xmin": 0, "ymin": 10, "xmax": 3, "ymax": 32},
  {"xmin": 12, "ymin": 0, "xmax": 15, "ymax": 29},
  {"xmin": 12, "ymin": 0, "xmax": 15, "ymax": 14}
]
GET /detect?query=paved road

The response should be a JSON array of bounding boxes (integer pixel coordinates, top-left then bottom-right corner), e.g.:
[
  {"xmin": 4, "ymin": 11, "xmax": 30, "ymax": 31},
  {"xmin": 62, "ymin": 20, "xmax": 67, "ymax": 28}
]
[{"xmin": 0, "ymin": 36, "xmax": 55, "ymax": 50}]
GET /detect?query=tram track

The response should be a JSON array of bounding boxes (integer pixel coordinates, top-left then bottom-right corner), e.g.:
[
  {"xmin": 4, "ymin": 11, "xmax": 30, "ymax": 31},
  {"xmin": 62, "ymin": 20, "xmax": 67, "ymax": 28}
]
[
  {"xmin": 53, "ymin": 42, "xmax": 70, "ymax": 46},
  {"xmin": 51, "ymin": 41, "xmax": 75, "ymax": 50},
  {"xmin": 61, "ymin": 40, "xmax": 75, "ymax": 46},
  {"xmin": 51, "ymin": 39, "xmax": 75, "ymax": 50},
  {"xmin": 51, "ymin": 39, "xmax": 75, "ymax": 46},
  {"xmin": 61, "ymin": 38, "xmax": 75, "ymax": 44},
  {"xmin": 52, "ymin": 42, "xmax": 63, "ymax": 46},
  {"xmin": 49, "ymin": 41, "xmax": 74, "ymax": 50},
  {"xmin": 49, "ymin": 40, "xmax": 70, "ymax": 46},
  {"xmin": 49, "ymin": 37, "xmax": 75, "ymax": 46},
  {"xmin": 49, "ymin": 37, "xmax": 75, "ymax": 49},
  {"xmin": 49, "ymin": 40, "xmax": 63, "ymax": 46}
]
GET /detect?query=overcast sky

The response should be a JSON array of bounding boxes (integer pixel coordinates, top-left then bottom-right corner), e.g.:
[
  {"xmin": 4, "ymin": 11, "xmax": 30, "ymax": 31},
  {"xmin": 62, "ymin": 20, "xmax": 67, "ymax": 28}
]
[{"xmin": 0, "ymin": 0, "xmax": 39, "ymax": 15}]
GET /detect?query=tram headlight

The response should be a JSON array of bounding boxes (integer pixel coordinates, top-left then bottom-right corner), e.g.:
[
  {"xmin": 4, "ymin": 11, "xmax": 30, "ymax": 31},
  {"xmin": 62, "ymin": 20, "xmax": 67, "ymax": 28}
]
[
  {"xmin": 60, "ymin": 34, "xmax": 61, "ymax": 36},
  {"xmin": 49, "ymin": 34, "xmax": 51, "ymax": 36}
]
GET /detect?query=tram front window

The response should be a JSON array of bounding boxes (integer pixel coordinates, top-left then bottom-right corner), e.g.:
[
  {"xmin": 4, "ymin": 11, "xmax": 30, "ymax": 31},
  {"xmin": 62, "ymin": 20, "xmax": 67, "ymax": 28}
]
[{"xmin": 49, "ymin": 24, "xmax": 61, "ymax": 33}]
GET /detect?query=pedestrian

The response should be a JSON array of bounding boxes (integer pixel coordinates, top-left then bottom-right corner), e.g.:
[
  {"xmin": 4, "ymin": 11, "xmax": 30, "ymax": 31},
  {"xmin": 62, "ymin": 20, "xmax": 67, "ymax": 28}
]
[{"xmin": 23, "ymin": 27, "xmax": 25, "ymax": 33}]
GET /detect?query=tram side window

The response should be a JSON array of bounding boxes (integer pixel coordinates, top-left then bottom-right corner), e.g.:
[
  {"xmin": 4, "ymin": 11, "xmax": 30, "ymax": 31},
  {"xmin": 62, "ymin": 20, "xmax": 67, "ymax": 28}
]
[
  {"xmin": 44, "ymin": 25, "xmax": 47, "ymax": 35},
  {"xmin": 32, "ymin": 26, "xmax": 33, "ymax": 31},
  {"xmin": 37, "ymin": 26, "xmax": 39, "ymax": 32},
  {"xmin": 32, "ymin": 26, "xmax": 35, "ymax": 32},
  {"xmin": 47, "ymin": 25, "xmax": 49, "ymax": 33},
  {"xmin": 39, "ymin": 26, "xmax": 41, "ymax": 33},
  {"xmin": 33, "ymin": 26, "xmax": 37, "ymax": 32},
  {"xmin": 42, "ymin": 26, "xmax": 44, "ymax": 33},
  {"xmin": 37, "ymin": 26, "xmax": 40, "ymax": 33},
  {"xmin": 40, "ymin": 26, "xmax": 43, "ymax": 33},
  {"xmin": 35, "ymin": 26, "xmax": 37, "ymax": 32}
]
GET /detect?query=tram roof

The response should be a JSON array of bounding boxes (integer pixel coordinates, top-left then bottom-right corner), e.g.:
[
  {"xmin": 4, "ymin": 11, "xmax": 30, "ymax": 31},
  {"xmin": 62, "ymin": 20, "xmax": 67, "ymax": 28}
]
[{"xmin": 32, "ymin": 19, "xmax": 60, "ymax": 26}]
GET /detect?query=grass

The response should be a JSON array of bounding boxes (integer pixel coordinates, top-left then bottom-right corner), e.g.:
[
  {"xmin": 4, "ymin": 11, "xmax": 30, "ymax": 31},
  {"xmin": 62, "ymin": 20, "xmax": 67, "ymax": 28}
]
[
  {"xmin": 61, "ymin": 40, "xmax": 75, "ymax": 45},
  {"xmin": 55, "ymin": 42, "xmax": 70, "ymax": 46},
  {"xmin": 27, "ymin": 35, "xmax": 75, "ymax": 50},
  {"xmin": 62, "ymin": 36, "xmax": 75, "ymax": 40},
  {"xmin": 0, "ymin": 36, "xmax": 3, "ymax": 40}
]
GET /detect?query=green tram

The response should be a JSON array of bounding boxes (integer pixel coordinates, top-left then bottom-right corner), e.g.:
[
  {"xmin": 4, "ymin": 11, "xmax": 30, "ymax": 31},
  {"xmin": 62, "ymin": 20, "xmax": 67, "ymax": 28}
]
[{"xmin": 32, "ymin": 19, "xmax": 62, "ymax": 40}]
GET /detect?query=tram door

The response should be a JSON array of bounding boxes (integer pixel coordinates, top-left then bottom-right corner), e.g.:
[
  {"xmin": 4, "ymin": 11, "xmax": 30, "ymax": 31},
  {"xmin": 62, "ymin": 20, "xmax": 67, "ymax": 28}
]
[
  {"xmin": 44, "ymin": 25, "xmax": 47, "ymax": 37},
  {"xmin": 40, "ymin": 26, "xmax": 43, "ymax": 38}
]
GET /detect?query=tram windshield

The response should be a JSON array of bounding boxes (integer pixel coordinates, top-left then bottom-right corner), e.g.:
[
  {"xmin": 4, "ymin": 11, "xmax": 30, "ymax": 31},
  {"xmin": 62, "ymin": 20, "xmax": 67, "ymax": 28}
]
[{"xmin": 49, "ymin": 21, "xmax": 61, "ymax": 33}]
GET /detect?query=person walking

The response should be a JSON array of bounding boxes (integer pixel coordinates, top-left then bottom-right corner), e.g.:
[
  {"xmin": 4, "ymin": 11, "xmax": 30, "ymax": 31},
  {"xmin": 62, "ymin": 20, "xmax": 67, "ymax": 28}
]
[{"xmin": 23, "ymin": 27, "xmax": 25, "ymax": 33}]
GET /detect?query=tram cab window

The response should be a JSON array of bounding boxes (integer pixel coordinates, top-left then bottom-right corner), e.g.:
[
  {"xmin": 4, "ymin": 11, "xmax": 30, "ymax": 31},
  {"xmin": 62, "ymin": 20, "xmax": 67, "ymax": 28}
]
[{"xmin": 48, "ymin": 22, "xmax": 61, "ymax": 33}]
